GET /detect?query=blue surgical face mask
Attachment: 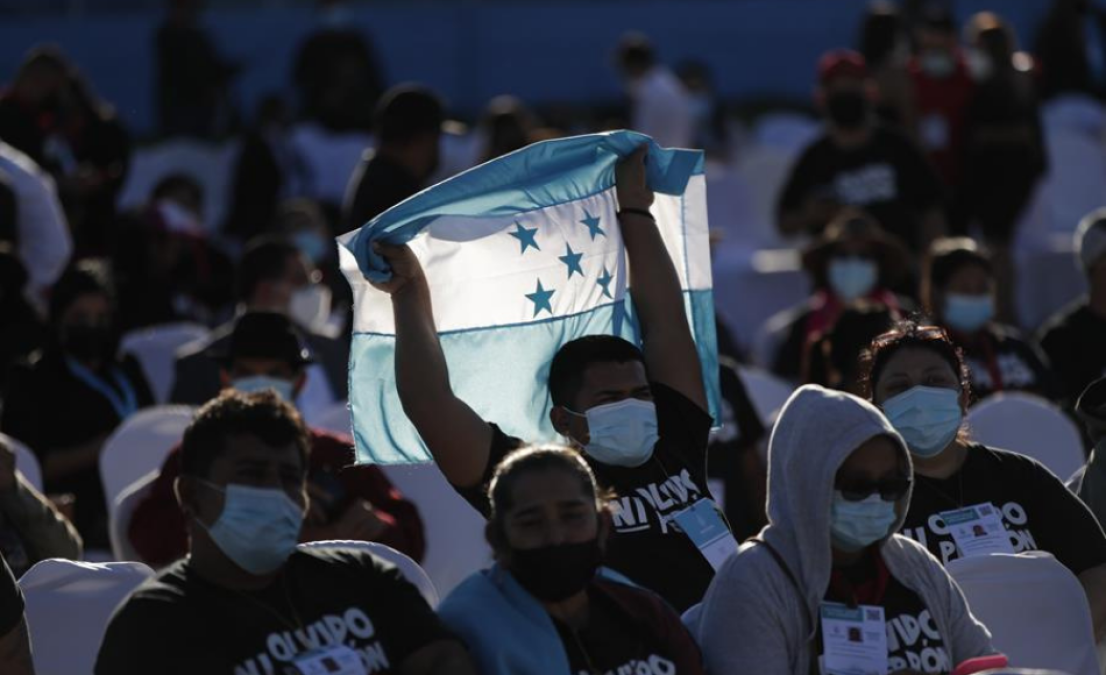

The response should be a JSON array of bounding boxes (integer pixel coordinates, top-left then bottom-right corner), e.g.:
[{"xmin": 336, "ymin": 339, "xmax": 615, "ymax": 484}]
[
  {"xmin": 233, "ymin": 376, "xmax": 295, "ymax": 404},
  {"xmin": 196, "ymin": 481, "xmax": 304, "ymax": 575},
  {"xmin": 882, "ymin": 386, "xmax": 963, "ymax": 458},
  {"xmin": 830, "ymin": 491, "xmax": 899, "ymax": 552},
  {"xmin": 565, "ymin": 398, "xmax": 659, "ymax": 468},
  {"xmin": 827, "ymin": 256, "xmax": 879, "ymax": 302},
  {"xmin": 944, "ymin": 293, "xmax": 994, "ymax": 333}
]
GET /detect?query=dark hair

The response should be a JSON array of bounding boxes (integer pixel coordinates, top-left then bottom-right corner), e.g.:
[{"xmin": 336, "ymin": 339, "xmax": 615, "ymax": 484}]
[
  {"xmin": 152, "ymin": 173, "xmax": 203, "ymax": 205},
  {"xmin": 488, "ymin": 444, "xmax": 603, "ymax": 524},
  {"xmin": 17, "ymin": 45, "xmax": 70, "ymax": 80},
  {"xmin": 918, "ymin": 2, "xmax": 955, "ymax": 33},
  {"xmin": 48, "ymin": 258, "xmax": 116, "ymax": 324},
  {"xmin": 236, "ymin": 235, "xmax": 301, "ymax": 302},
  {"xmin": 616, "ymin": 33, "xmax": 656, "ymax": 71},
  {"xmin": 180, "ymin": 390, "xmax": 310, "ymax": 479},
  {"xmin": 375, "ymin": 85, "xmax": 444, "ymax": 146},
  {"xmin": 922, "ymin": 237, "xmax": 992, "ymax": 311},
  {"xmin": 804, "ymin": 302, "xmax": 896, "ymax": 389},
  {"xmin": 858, "ymin": 318, "xmax": 972, "ymax": 401},
  {"xmin": 858, "ymin": 1, "xmax": 903, "ymax": 66},
  {"xmin": 548, "ymin": 335, "xmax": 645, "ymax": 408}
]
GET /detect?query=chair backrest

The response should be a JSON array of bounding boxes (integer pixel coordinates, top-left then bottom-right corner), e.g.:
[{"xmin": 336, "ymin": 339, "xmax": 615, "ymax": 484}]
[
  {"xmin": 1, "ymin": 432, "xmax": 42, "ymax": 492},
  {"xmin": 736, "ymin": 365, "xmax": 795, "ymax": 427},
  {"xmin": 380, "ymin": 464, "xmax": 491, "ymax": 598},
  {"xmin": 311, "ymin": 400, "xmax": 352, "ymax": 437},
  {"xmin": 98, "ymin": 406, "xmax": 193, "ymax": 519},
  {"xmin": 966, "ymin": 393, "xmax": 1085, "ymax": 480},
  {"xmin": 108, "ymin": 471, "xmax": 159, "ymax": 563},
  {"xmin": 120, "ymin": 322, "xmax": 210, "ymax": 404},
  {"xmin": 947, "ymin": 552, "xmax": 1099, "ymax": 675},
  {"xmin": 298, "ymin": 540, "xmax": 440, "ymax": 609},
  {"xmin": 20, "ymin": 558, "xmax": 155, "ymax": 675}
]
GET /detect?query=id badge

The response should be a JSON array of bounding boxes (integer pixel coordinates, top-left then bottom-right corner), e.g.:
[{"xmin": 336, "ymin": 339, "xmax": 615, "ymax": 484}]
[
  {"xmin": 290, "ymin": 646, "xmax": 365, "ymax": 675},
  {"xmin": 941, "ymin": 502, "xmax": 1014, "ymax": 558},
  {"xmin": 820, "ymin": 603, "xmax": 888, "ymax": 675},
  {"xmin": 672, "ymin": 499, "xmax": 738, "ymax": 571}
]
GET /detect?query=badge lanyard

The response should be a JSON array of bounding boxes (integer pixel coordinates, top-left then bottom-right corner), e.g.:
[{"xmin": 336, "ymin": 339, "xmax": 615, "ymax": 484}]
[{"xmin": 65, "ymin": 357, "xmax": 139, "ymax": 421}]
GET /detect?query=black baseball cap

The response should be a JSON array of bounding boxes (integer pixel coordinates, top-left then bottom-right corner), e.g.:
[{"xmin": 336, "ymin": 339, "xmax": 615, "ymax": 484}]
[{"xmin": 208, "ymin": 312, "xmax": 314, "ymax": 367}]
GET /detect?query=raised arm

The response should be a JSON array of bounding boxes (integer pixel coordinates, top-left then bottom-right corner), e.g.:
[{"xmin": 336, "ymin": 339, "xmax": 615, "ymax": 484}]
[
  {"xmin": 616, "ymin": 145, "xmax": 708, "ymax": 411},
  {"xmin": 373, "ymin": 243, "xmax": 492, "ymax": 488}
]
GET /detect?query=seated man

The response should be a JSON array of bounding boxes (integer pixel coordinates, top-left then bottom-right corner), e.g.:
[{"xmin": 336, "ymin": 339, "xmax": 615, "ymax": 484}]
[
  {"xmin": 0, "ymin": 436, "xmax": 82, "ymax": 577},
  {"xmin": 0, "ymin": 551, "xmax": 33, "ymax": 675},
  {"xmin": 129, "ymin": 312, "xmax": 424, "ymax": 567},
  {"xmin": 96, "ymin": 390, "xmax": 473, "ymax": 675},
  {"xmin": 374, "ymin": 146, "xmax": 720, "ymax": 611}
]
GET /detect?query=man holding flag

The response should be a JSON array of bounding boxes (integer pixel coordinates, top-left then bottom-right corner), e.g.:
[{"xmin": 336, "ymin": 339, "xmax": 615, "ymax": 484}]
[{"xmin": 366, "ymin": 143, "xmax": 725, "ymax": 611}]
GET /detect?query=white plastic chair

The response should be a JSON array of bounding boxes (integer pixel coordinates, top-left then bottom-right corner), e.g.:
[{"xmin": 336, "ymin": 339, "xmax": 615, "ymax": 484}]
[
  {"xmin": 737, "ymin": 365, "xmax": 796, "ymax": 427},
  {"xmin": 298, "ymin": 539, "xmax": 440, "ymax": 609},
  {"xmin": 20, "ymin": 558, "xmax": 155, "ymax": 675},
  {"xmin": 1, "ymin": 432, "xmax": 43, "ymax": 492},
  {"xmin": 98, "ymin": 406, "xmax": 193, "ymax": 520},
  {"xmin": 312, "ymin": 400, "xmax": 352, "ymax": 437},
  {"xmin": 120, "ymin": 322, "xmax": 210, "ymax": 404},
  {"xmin": 947, "ymin": 552, "xmax": 1099, "ymax": 675},
  {"xmin": 379, "ymin": 464, "xmax": 491, "ymax": 598},
  {"xmin": 108, "ymin": 471, "xmax": 158, "ymax": 564},
  {"xmin": 966, "ymin": 393, "xmax": 1085, "ymax": 480}
]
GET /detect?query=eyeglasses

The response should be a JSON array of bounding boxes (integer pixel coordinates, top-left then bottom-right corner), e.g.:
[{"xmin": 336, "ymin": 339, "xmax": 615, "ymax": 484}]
[{"xmin": 836, "ymin": 476, "xmax": 912, "ymax": 502}]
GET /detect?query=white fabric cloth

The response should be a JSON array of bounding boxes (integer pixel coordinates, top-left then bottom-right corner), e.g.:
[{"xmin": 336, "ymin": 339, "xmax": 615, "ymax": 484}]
[
  {"xmin": 947, "ymin": 552, "xmax": 1100, "ymax": 675},
  {"xmin": 120, "ymin": 322, "xmax": 211, "ymax": 404},
  {"xmin": 631, "ymin": 67, "xmax": 694, "ymax": 149},
  {"xmin": 0, "ymin": 140, "xmax": 72, "ymax": 303},
  {"xmin": 98, "ymin": 406, "xmax": 194, "ymax": 520},
  {"xmin": 966, "ymin": 393, "xmax": 1086, "ymax": 481},
  {"xmin": 20, "ymin": 559, "xmax": 155, "ymax": 675},
  {"xmin": 109, "ymin": 471, "xmax": 157, "ymax": 563}
]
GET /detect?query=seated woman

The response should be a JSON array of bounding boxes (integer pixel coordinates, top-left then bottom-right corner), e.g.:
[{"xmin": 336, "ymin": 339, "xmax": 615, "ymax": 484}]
[
  {"xmin": 863, "ymin": 319, "xmax": 1106, "ymax": 639},
  {"xmin": 439, "ymin": 445, "xmax": 705, "ymax": 675},
  {"xmin": 921, "ymin": 238, "xmax": 1057, "ymax": 403},
  {"xmin": 0, "ymin": 260, "xmax": 153, "ymax": 549},
  {"xmin": 694, "ymin": 384, "xmax": 995, "ymax": 674},
  {"xmin": 762, "ymin": 209, "xmax": 911, "ymax": 382}
]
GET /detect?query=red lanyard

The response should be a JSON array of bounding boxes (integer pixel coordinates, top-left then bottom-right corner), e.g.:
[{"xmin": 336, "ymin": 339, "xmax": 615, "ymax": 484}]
[{"xmin": 829, "ymin": 551, "xmax": 891, "ymax": 606}]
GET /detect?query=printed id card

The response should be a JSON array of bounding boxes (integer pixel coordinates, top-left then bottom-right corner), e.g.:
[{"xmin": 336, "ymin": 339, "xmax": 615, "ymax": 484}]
[
  {"xmin": 672, "ymin": 499, "xmax": 738, "ymax": 571},
  {"xmin": 940, "ymin": 502, "xmax": 1014, "ymax": 558},
  {"xmin": 819, "ymin": 602, "xmax": 888, "ymax": 675},
  {"xmin": 289, "ymin": 646, "xmax": 365, "ymax": 675}
]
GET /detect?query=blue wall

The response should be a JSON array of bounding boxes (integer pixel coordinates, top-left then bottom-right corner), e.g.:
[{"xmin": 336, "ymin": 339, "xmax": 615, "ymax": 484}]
[{"xmin": 0, "ymin": 0, "xmax": 1049, "ymax": 137}]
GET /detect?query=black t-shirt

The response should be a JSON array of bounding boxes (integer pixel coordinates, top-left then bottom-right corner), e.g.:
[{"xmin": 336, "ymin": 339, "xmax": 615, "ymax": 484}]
[
  {"xmin": 0, "ymin": 551, "xmax": 23, "ymax": 638},
  {"xmin": 456, "ymin": 383, "xmax": 717, "ymax": 612},
  {"xmin": 818, "ymin": 553, "xmax": 951, "ymax": 674},
  {"xmin": 554, "ymin": 586, "xmax": 683, "ymax": 675},
  {"xmin": 900, "ymin": 444, "xmax": 1106, "ymax": 573},
  {"xmin": 1038, "ymin": 301, "xmax": 1106, "ymax": 404},
  {"xmin": 777, "ymin": 126, "xmax": 944, "ymax": 251},
  {"xmin": 952, "ymin": 324, "xmax": 1059, "ymax": 403},
  {"xmin": 94, "ymin": 548, "xmax": 454, "ymax": 675}
]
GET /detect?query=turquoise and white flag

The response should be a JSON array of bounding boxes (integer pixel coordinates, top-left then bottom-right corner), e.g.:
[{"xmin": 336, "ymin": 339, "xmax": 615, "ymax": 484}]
[{"xmin": 338, "ymin": 130, "xmax": 719, "ymax": 464}]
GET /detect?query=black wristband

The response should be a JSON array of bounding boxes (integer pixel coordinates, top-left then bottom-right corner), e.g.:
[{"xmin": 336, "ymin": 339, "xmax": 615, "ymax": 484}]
[{"xmin": 618, "ymin": 207, "xmax": 655, "ymax": 221}]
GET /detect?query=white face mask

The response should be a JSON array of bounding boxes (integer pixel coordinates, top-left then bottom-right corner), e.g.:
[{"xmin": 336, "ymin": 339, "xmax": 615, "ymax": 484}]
[
  {"xmin": 289, "ymin": 284, "xmax": 332, "ymax": 334},
  {"xmin": 566, "ymin": 398, "xmax": 659, "ymax": 468}
]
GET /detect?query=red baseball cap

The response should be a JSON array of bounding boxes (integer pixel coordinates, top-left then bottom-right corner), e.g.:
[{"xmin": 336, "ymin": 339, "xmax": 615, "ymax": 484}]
[{"xmin": 818, "ymin": 50, "xmax": 869, "ymax": 84}]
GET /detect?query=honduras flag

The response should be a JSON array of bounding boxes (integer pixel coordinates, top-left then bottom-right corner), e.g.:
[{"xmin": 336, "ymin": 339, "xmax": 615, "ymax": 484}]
[{"xmin": 338, "ymin": 131, "xmax": 719, "ymax": 464}]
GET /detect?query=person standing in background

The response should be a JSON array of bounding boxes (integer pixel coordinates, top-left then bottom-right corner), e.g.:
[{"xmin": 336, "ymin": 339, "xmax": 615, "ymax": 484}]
[{"xmin": 615, "ymin": 33, "xmax": 694, "ymax": 149}]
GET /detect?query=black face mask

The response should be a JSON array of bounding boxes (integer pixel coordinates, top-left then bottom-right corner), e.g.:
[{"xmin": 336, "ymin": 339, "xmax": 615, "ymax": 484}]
[
  {"xmin": 826, "ymin": 90, "xmax": 869, "ymax": 130},
  {"xmin": 508, "ymin": 539, "xmax": 602, "ymax": 602},
  {"xmin": 60, "ymin": 322, "xmax": 118, "ymax": 363}
]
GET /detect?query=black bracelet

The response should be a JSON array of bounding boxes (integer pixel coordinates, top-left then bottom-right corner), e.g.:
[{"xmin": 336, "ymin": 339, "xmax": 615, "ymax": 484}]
[{"xmin": 618, "ymin": 207, "xmax": 655, "ymax": 221}]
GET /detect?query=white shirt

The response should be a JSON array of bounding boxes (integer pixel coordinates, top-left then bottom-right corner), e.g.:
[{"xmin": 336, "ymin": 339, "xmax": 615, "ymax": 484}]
[
  {"xmin": 630, "ymin": 67, "xmax": 694, "ymax": 149},
  {"xmin": 0, "ymin": 141, "xmax": 72, "ymax": 306}
]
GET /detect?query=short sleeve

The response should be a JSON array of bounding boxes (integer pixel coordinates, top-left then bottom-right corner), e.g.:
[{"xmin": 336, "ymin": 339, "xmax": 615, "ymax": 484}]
[
  {"xmin": 95, "ymin": 598, "xmax": 171, "ymax": 675},
  {"xmin": 776, "ymin": 144, "xmax": 820, "ymax": 215},
  {"xmin": 1024, "ymin": 457, "xmax": 1106, "ymax": 575},
  {"xmin": 352, "ymin": 552, "xmax": 456, "ymax": 664},
  {"xmin": 0, "ymin": 552, "xmax": 23, "ymax": 637},
  {"xmin": 652, "ymin": 382, "xmax": 713, "ymax": 466},
  {"xmin": 453, "ymin": 424, "xmax": 523, "ymax": 517}
]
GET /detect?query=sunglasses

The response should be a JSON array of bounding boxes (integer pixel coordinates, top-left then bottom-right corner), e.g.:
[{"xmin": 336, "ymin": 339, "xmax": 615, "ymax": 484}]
[{"xmin": 836, "ymin": 476, "xmax": 912, "ymax": 502}]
